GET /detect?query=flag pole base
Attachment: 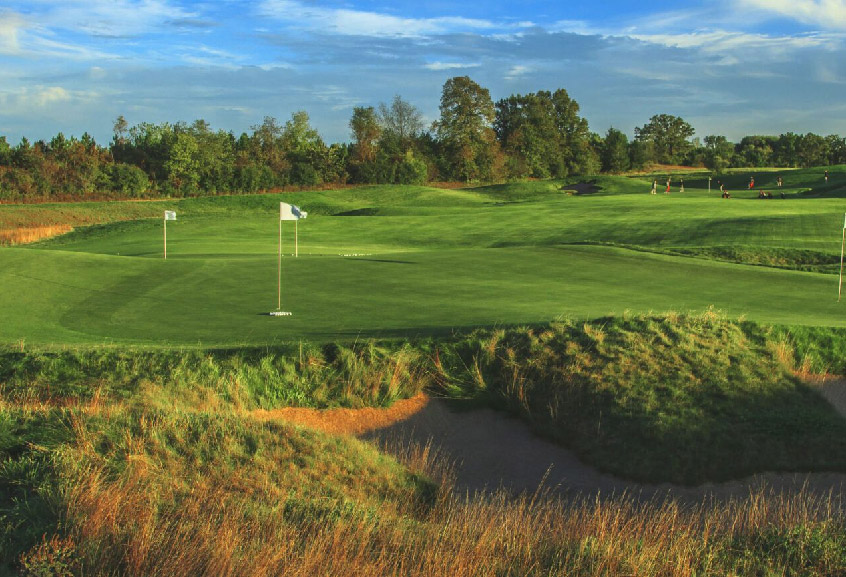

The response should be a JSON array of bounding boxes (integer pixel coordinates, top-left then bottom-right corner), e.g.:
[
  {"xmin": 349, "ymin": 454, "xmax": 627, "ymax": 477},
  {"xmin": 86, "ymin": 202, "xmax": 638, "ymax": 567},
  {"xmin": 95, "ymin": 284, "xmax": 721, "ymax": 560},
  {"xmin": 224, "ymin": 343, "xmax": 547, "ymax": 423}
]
[{"xmin": 269, "ymin": 311, "xmax": 293, "ymax": 317}]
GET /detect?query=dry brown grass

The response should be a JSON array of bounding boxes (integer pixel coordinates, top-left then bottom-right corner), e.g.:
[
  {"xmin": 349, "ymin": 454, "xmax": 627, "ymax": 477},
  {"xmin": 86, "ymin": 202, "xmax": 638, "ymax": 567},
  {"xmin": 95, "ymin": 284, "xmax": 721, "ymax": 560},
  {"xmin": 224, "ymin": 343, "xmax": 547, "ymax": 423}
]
[
  {"xmin": 20, "ymin": 416, "xmax": 844, "ymax": 577},
  {"xmin": 251, "ymin": 392, "xmax": 430, "ymax": 435},
  {"xmin": 32, "ymin": 470, "xmax": 843, "ymax": 576},
  {"xmin": 0, "ymin": 224, "xmax": 72, "ymax": 245}
]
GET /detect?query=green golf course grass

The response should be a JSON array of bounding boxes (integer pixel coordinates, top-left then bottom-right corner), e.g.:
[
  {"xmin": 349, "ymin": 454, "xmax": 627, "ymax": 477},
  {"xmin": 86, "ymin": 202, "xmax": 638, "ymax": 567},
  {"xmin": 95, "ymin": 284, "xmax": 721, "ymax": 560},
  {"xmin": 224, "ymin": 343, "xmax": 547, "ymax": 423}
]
[
  {"xmin": 2, "ymin": 170, "xmax": 846, "ymax": 347},
  {"xmin": 5, "ymin": 170, "xmax": 846, "ymax": 575}
]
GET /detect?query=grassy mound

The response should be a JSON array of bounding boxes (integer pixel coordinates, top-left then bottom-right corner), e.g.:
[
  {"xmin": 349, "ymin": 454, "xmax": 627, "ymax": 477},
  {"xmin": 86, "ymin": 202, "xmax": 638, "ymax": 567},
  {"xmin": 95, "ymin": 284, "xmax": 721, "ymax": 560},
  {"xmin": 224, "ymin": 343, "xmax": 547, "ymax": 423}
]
[
  {"xmin": 2, "ymin": 364, "xmax": 846, "ymax": 575},
  {"xmin": 1, "ymin": 313, "xmax": 846, "ymax": 573},
  {"xmin": 669, "ymin": 246, "xmax": 841, "ymax": 274},
  {"xmin": 4, "ymin": 312, "xmax": 846, "ymax": 486},
  {"xmin": 434, "ymin": 311, "xmax": 846, "ymax": 484},
  {"xmin": 0, "ymin": 341, "xmax": 429, "ymax": 411},
  {"xmin": 7, "ymin": 403, "xmax": 846, "ymax": 575},
  {"xmin": 0, "ymin": 405, "xmax": 438, "ymax": 574}
]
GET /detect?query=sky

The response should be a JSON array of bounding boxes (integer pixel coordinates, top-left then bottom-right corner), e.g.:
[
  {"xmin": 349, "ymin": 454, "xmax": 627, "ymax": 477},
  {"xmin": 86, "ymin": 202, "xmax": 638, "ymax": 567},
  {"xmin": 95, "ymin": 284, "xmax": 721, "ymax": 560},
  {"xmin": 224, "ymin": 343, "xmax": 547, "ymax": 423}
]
[{"xmin": 1, "ymin": 0, "xmax": 845, "ymax": 147}]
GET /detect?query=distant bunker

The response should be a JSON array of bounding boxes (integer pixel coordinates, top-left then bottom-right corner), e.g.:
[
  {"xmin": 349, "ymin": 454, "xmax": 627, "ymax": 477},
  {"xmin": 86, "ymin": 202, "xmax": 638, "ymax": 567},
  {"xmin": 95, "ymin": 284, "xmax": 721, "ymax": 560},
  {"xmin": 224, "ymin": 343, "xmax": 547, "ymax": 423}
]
[{"xmin": 562, "ymin": 182, "xmax": 600, "ymax": 195}]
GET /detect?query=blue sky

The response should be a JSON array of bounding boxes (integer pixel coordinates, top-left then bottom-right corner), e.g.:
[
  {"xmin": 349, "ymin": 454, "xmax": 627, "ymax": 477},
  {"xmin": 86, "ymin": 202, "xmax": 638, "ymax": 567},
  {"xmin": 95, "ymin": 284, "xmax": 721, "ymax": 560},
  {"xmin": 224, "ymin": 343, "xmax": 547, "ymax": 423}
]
[{"xmin": 1, "ymin": 0, "xmax": 845, "ymax": 146}]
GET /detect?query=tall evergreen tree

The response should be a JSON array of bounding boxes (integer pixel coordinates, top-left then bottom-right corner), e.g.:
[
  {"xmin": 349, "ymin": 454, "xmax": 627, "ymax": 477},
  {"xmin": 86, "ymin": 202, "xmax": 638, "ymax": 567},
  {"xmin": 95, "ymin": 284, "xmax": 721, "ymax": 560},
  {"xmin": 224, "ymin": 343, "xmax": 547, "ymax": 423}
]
[{"xmin": 601, "ymin": 127, "xmax": 630, "ymax": 173}]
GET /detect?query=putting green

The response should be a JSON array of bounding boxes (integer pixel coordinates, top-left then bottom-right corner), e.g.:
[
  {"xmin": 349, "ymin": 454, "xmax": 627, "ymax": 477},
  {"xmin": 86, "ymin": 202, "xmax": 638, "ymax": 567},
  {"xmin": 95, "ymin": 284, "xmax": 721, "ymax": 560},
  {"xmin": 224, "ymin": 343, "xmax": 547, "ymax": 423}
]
[
  {"xmin": 1, "ymin": 243, "xmax": 843, "ymax": 347},
  {"xmin": 2, "ymin": 173, "xmax": 846, "ymax": 347}
]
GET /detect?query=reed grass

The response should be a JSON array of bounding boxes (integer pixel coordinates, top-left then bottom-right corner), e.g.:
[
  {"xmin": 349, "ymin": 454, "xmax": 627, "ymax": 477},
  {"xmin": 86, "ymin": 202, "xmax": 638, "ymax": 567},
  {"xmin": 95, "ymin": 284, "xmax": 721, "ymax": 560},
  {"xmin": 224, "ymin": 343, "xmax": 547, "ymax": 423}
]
[{"xmin": 0, "ymin": 225, "xmax": 72, "ymax": 245}]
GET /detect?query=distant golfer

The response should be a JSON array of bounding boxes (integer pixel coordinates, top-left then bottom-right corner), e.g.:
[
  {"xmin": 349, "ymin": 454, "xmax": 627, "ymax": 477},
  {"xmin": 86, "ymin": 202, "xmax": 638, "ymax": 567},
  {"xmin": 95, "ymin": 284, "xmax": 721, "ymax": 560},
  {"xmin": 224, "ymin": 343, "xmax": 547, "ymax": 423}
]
[
  {"xmin": 825, "ymin": 170, "xmax": 829, "ymax": 183},
  {"xmin": 679, "ymin": 178, "xmax": 685, "ymax": 193},
  {"xmin": 749, "ymin": 176, "xmax": 755, "ymax": 189},
  {"xmin": 777, "ymin": 176, "xmax": 783, "ymax": 187},
  {"xmin": 651, "ymin": 179, "xmax": 657, "ymax": 194},
  {"xmin": 665, "ymin": 177, "xmax": 671, "ymax": 194}
]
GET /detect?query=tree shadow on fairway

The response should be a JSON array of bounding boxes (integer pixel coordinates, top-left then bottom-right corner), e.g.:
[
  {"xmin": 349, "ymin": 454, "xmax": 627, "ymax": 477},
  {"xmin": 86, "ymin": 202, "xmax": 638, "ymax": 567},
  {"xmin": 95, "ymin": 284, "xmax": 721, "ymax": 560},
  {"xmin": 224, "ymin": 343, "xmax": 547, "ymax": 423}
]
[
  {"xmin": 333, "ymin": 208, "xmax": 381, "ymax": 216},
  {"xmin": 353, "ymin": 258, "xmax": 417, "ymax": 265},
  {"xmin": 323, "ymin": 322, "xmax": 553, "ymax": 342}
]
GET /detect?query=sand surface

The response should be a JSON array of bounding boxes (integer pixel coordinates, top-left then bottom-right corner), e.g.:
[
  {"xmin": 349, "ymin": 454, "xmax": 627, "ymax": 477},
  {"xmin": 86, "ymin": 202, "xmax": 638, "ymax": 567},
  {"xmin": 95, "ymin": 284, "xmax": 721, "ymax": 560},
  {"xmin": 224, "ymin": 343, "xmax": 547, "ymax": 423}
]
[{"xmin": 257, "ymin": 378, "xmax": 846, "ymax": 500}]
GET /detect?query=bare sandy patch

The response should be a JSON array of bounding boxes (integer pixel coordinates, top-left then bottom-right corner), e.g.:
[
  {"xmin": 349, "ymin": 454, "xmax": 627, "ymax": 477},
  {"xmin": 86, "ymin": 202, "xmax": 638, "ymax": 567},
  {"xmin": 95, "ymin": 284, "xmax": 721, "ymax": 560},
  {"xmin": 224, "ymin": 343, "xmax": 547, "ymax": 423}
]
[
  {"xmin": 254, "ymin": 390, "xmax": 846, "ymax": 501},
  {"xmin": 252, "ymin": 393, "xmax": 430, "ymax": 436}
]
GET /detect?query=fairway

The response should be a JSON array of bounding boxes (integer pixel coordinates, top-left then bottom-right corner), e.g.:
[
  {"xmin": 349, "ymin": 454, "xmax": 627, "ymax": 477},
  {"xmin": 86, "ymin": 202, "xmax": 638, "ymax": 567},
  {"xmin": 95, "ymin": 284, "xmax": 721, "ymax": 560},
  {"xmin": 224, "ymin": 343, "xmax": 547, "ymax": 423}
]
[{"xmin": 2, "ymin": 173, "xmax": 846, "ymax": 347}]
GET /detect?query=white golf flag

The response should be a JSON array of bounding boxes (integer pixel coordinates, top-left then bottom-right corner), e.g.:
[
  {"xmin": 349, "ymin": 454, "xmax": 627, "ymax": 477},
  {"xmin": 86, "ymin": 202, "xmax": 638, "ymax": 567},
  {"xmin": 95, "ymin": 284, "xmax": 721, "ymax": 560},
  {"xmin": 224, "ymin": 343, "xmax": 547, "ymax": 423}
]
[
  {"xmin": 843, "ymin": 213, "xmax": 846, "ymax": 229},
  {"xmin": 164, "ymin": 210, "xmax": 177, "ymax": 221},
  {"xmin": 280, "ymin": 202, "xmax": 307, "ymax": 221}
]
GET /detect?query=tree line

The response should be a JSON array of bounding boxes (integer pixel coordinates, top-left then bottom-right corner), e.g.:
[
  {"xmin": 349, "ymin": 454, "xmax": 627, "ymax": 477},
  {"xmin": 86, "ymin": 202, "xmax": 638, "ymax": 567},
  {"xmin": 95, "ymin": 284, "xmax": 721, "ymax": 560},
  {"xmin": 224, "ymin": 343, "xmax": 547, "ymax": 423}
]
[{"xmin": 1, "ymin": 75, "xmax": 845, "ymax": 201}]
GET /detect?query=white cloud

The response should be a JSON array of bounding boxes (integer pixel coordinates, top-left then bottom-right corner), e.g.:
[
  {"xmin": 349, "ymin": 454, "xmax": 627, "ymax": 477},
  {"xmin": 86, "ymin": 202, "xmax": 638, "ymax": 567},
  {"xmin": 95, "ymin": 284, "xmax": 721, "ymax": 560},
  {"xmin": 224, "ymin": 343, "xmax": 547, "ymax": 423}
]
[
  {"xmin": 176, "ymin": 45, "xmax": 245, "ymax": 68},
  {"xmin": 548, "ymin": 19, "xmax": 605, "ymax": 36},
  {"xmin": 32, "ymin": 86, "xmax": 71, "ymax": 106},
  {"xmin": 738, "ymin": 0, "xmax": 846, "ymax": 30},
  {"xmin": 504, "ymin": 65, "xmax": 531, "ymax": 80},
  {"xmin": 0, "ymin": 11, "xmax": 26, "ymax": 54},
  {"xmin": 424, "ymin": 61, "xmax": 481, "ymax": 71},
  {"xmin": 35, "ymin": 0, "xmax": 198, "ymax": 38},
  {"xmin": 0, "ymin": 85, "xmax": 102, "ymax": 110},
  {"xmin": 814, "ymin": 62, "xmax": 846, "ymax": 83},
  {"xmin": 630, "ymin": 30, "xmax": 835, "ymax": 54},
  {"xmin": 259, "ymin": 0, "xmax": 499, "ymax": 38}
]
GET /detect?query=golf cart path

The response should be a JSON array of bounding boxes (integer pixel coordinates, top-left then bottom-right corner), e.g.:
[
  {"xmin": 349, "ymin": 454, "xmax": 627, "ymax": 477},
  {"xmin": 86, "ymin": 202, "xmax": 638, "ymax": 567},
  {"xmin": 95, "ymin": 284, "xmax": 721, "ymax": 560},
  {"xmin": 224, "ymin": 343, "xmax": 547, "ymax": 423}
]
[{"xmin": 255, "ymin": 377, "xmax": 846, "ymax": 500}]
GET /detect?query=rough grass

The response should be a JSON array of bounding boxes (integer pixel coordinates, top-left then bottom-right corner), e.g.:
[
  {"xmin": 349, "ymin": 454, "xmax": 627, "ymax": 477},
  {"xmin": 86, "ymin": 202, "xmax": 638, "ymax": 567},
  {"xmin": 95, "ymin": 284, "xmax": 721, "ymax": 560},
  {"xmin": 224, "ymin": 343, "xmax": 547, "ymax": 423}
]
[
  {"xmin": 667, "ymin": 245, "xmax": 841, "ymax": 274},
  {"xmin": 433, "ymin": 311, "xmax": 846, "ymax": 484},
  {"xmin": 1, "ymin": 405, "xmax": 438, "ymax": 575},
  {"xmin": 0, "ymin": 341, "xmax": 430, "ymax": 411},
  {"xmin": 3, "ymin": 312, "xmax": 846, "ymax": 574},
  {"xmin": 5, "ymin": 403, "xmax": 846, "ymax": 577},
  {"xmin": 773, "ymin": 324, "xmax": 846, "ymax": 375},
  {"xmin": 0, "ymin": 225, "xmax": 73, "ymax": 246},
  {"xmin": 4, "ymin": 311, "xmax": 846, "ymax": 487}
]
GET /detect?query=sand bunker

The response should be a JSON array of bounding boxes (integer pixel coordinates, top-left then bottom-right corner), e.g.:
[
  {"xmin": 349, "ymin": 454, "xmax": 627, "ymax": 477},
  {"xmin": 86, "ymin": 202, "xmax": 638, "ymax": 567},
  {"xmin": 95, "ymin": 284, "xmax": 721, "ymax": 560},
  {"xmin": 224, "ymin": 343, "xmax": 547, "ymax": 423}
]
[{"xmin": 257, "ymin": 379, "xmax": 846, "ymax": 500}]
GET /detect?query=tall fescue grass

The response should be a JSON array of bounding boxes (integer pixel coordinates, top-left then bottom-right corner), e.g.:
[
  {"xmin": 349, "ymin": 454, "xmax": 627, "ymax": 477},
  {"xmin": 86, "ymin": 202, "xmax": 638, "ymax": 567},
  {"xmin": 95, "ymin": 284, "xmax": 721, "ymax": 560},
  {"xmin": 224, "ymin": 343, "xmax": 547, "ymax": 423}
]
[
  {"xmin": 0, "ymin": 225, "xmax": 73, "ymax": 246},
  {"xmin": 4, "ymin": 405, "xmax": 437, "ymax": 575},
  {"xmin": 10, "ymin": 405, "xmax": 846, "ymax": 576},
  {"xmin": 431, "ymin": 310, "xmax": 846, "ymax": 483},
  {"xmin": 4, "ymin": 311, "xmax": 846, "ymax": 574},
  {"xmin": 773, "ymin": 324, "xmax": 846, "ymax": 375},
  {"xmin": 0, "ymin": 341, "xmax": 429, "ymax": 411}
]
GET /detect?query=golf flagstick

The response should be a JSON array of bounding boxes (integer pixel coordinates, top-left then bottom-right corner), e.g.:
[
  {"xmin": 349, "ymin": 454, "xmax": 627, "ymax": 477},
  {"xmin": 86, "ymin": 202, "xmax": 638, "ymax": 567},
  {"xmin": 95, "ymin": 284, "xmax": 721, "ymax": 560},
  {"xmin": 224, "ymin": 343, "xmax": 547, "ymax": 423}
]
[
  {"xmin": 163, "ymin": 211, "xmax": 176, "ymax": 259},
  {"xmin": 840, "ymin": 213, "xmax": 846, "ymax": 302},
  {"xmin": 278, "ymin": 215, "xmax": 282, "ymax": 310},
  {"xmin": 273, "ymin": 202, "xmax": 303, "ymax": 316}
]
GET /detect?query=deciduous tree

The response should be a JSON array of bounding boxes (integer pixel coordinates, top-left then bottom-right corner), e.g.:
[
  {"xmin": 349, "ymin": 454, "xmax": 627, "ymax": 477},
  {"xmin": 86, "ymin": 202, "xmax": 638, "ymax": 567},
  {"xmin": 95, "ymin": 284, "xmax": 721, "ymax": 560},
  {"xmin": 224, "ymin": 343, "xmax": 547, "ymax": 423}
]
[
  {"xmin": 378, "ymin": 95, "xmax": 424, "ymax": 153},
  {"xmin": 703, "ymin": 135, "xmax": 735, "ymax": 173},
  {"xmin": 634, "ymin": 114, "xmax": 695, "ymax": 165},
  {"xmin": 435, "ymin": 76, "xmax": 499, "ymax": 182},
  {"xmin": 349, "ymin": 106, "xmax": 381, "ymax": 164}
]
